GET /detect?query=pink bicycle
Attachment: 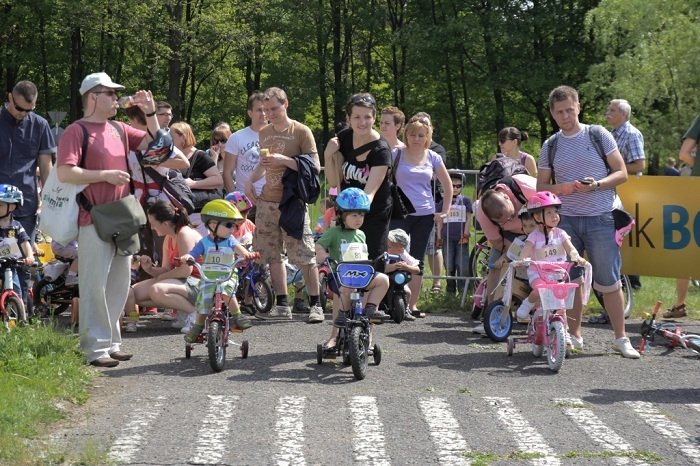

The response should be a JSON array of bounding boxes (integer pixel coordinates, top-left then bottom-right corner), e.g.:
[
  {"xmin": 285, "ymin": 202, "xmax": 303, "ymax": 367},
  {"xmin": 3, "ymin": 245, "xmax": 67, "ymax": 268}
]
[{"xmin": 504, "ymin": 260, "xmax": 579, "ymax": 372}]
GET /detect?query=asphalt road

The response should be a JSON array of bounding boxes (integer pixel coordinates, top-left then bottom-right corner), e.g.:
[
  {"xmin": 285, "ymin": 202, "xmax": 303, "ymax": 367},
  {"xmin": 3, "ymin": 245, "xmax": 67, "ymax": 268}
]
[{"xmin": 49, "ymin": 311, "xmax": 700, "ymax": 466}]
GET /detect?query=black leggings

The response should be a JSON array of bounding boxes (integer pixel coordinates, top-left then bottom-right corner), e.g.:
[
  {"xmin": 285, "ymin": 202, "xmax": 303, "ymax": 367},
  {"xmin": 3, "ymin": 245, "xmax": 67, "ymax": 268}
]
[
  {"xmin": 361, "ymin": 210, "xmax": 391, "ymax": 260},
  {"xmin": 390, "ymin": 214, "xmax": 435, "ymax": 271}
]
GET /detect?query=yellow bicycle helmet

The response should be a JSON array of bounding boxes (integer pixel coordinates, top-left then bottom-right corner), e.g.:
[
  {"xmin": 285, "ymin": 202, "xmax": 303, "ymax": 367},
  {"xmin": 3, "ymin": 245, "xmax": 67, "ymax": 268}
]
[{"xmin": 200, "ymin": 199, "xmax": 243, "ymax": 225}]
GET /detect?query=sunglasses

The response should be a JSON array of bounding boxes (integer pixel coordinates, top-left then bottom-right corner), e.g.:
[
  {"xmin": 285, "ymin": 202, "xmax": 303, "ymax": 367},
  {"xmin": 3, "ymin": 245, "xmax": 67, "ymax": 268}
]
[
  {"xmin": 221, "ymin": 222, "xmax": 236, "ymax": 229},
  {"xmin": 452, "ymin": 184, "xmax": 462, "ymax": 189},
  {"xmin": 10, "ymin": 94, "xmax": 35, "ymax": 113},
  {"xmin": 157, "ymin": 112, "xmax": 173, "ymax": 118},
  {"xmin": 215, "ymin": 138, "xmax": 228, "ymax": 144},
  {"xmin": 351, "ymin": 94, "xmax": 375, "ymax": 106},
  {"xmin": 92, "ymin": 90, "xmax": 118, "ymax": 97}
]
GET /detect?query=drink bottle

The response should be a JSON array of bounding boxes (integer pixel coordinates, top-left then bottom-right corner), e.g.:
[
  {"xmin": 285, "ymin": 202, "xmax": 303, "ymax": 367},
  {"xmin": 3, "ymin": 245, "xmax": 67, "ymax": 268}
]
[
  {"xmin": 118, "ymin": 94, "xmax": 150, "ymax": 108},
  {"xmin": 260, "ymin": 148, "xmax": 270, "ymax": 157}
]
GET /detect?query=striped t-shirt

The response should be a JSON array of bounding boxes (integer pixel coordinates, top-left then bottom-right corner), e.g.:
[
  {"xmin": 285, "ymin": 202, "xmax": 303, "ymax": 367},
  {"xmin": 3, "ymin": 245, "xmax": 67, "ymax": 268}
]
[{"xmin": 539, "ymin": 125, "xmax": 617, "ymax": 216}]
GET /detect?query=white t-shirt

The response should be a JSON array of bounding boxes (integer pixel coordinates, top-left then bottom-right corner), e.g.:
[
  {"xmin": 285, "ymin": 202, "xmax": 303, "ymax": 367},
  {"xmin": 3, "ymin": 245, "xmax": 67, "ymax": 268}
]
[{"xmin": 224, "ymin": 126, "xmax": 265, "ymax": 196}]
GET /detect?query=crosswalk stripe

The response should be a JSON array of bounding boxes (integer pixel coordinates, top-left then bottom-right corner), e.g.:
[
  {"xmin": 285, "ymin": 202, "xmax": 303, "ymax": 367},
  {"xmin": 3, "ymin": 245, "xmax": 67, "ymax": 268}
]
[
  {"xmin": 274, "ymin": 396, "xmax": 307, "ymax": 466},
  {"xmin": 189, "ymin": 395, "xmax": 238, "ymax": 465},
  {"xmin": 419, "ymin": 397, "xmax": 470, "ymax": 466},
  {"xmin": 350, "ymin": 396, "xmax": 391, "ymax": 465},
  {"xmin": 690, "ymin": 404, "xmax": 700, "ymax": 413},
  {"xmin": 555, "ymin": 398, "xmax": 648, "ymax": 466},
  {"xmin": 625, "ymin": 401, "xmax": 700, "ymax": 464},
  {"xmin": 484, "ymin": 396, "xmax": 560, "ymax": 466},
  {"xmin": 108, "ymin": 395, "xmax": 165, "ymax": 463}
]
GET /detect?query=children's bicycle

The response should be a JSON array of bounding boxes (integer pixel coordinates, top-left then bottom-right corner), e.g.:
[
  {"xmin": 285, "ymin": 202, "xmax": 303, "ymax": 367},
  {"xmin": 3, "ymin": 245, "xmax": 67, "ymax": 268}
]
[
  {"xmin": 235, "ymin": 251, "xmax": 273, "ymax": 316},
  {"xmin": 0, "ymin": 256, "xmax": 28, "ymax": 329},
  {"xmin": 316, "ymin": 257, "xmax": 381, "ymax": 380},
  {"xmin": 505, "ymin": 260, "xmax": 579, "ymax": 372},
  {"xmin": 184, "ymin": 256, "xmax": 256, "ymax": 372},
  {"xmin": 639, "ymin": 301, "xmax": 700, "ymax": 355},
  {"xmin": 481, "ymin": 264, "xmax": 531, "ymax": 342}
]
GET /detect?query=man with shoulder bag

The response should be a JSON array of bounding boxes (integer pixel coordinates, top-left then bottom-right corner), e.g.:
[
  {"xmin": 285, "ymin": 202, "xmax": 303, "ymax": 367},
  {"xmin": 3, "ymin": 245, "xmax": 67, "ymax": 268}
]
[{"xmin": 57, "ymin": 72, "xmax": 162, "ymax": 368}]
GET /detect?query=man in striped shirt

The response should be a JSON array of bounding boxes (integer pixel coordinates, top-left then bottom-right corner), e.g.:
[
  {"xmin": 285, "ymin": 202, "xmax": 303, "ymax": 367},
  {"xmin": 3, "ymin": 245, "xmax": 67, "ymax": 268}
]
[{"xmin": 536, "ymin": 85, "xmax": 640, "ymax": 359}]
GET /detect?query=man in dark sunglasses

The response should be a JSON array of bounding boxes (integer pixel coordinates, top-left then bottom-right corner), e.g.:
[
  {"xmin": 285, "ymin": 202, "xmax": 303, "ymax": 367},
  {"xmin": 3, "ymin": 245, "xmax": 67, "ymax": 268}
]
[{"xmin": 0, "ymin": 80, "xmax": 56, "ymax": 303}]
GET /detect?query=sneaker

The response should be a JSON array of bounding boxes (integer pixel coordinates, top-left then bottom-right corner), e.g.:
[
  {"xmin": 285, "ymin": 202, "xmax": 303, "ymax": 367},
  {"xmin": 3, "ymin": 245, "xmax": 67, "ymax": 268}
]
[
  {"xmin": 662, "ymin": 304, "xmax": 687, "ymax": 319},
  {"xmin": 565, "ymin": 333, "xmax": 573, "ymax": 352},
  {"xmin": 267, "ymin": 305, "xmax": 292, "ymax": 320},
  {"xmin": 229, "ymin": 313, "xmax": 252, "ymax": 331},
  {"xmin": 472, "ymin": 323, "xmax": 485, "ymax": 334},
  {"xmin": 569, "ymin": 334, "xmax": 584, "ymax": 351},
  {"xmin": 293, "ymin": 298, "xmax": 310, "ymax": 314},
  {"xmin": 161, "ymin": 309, "xmax": 178, "ymax": 321},
  {"xmin": 307, "ymin": 305, "xmax": 324, "ymax": 324},
  {"xmin": 403, "ymin": 308, "xmax": 417, "ymax": 321},
  {"xmin": 171, "ymin": 310, "xmax": 187, "ymax": 329},
  {"xmin": 334, "ymin": 312, "xmax": 348, "ymax": 328},
  {"xmin": 613, "ymin": 337, "xmax": 640, "ymax": 359},
  {"xmin": 64, "ymin": 274, "xmax": 79, "ymax": 286},
  {"xmin": 184, "ymin": 323, "xmax": 204, "ymax": 343},
  {"xmin": 178, "ymin": 312, "xmax": 195, "ymax": 332},
  {"xmin": 125, "ymin": 320, "xmax": 137, "ymax": 333},
  {"xmin": 366, "ymin": 307, "xmax": 389, "ymax": 324}
]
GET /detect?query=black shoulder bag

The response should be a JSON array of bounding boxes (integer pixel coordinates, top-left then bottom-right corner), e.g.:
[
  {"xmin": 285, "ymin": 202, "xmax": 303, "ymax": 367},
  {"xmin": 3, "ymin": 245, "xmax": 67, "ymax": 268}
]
[{"xmin": 390, "ymin": 148, "xmax": 416, "ymax": 220}]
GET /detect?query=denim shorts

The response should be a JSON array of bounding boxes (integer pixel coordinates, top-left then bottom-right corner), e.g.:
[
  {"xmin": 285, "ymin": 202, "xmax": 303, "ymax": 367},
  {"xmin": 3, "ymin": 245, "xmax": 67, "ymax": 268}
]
[{"xmin": 558, "ymin": 213, "xmax": 620, "ymax": 292}]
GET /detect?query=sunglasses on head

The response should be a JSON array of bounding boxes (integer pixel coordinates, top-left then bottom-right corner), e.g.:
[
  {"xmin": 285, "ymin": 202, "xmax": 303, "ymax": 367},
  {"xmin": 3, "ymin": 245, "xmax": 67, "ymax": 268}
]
[
  {"xmin": 351, "ymin": 94, "xmax": 375, "ymax": 106},
  {"xmin": 10, "ymin": 94, "xmax": 35, "ymax": 113}
]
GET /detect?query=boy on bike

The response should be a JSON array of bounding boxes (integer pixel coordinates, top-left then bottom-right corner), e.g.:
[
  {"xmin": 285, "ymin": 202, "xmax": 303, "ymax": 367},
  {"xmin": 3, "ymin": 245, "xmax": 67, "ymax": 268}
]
[{"xmin": 180, "ymin": 199, "xmax": 256, "ymax": 343}]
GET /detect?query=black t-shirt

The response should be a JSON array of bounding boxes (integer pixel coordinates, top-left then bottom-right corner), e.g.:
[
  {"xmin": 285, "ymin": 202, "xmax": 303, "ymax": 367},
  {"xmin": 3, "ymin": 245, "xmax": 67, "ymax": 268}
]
[
  {"xmin": 179, "ymin": 149, "xmax": 216, "ymax": 180},
  {"xmin": 338, "ymin": 129, "xmax": 392, "ymax": 216}
]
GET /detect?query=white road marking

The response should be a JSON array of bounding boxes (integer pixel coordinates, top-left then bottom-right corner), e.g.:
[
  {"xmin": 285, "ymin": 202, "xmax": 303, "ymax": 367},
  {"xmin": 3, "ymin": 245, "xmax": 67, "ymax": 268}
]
[
  {"xmin": 274, "ymin": 396, "xmax": 307, "ymax": 466},
  {"xmin": 626, "ymin": 401, "xmax": 700, "ymax": 464},
  {"xmin": 555, "ymin": 398, "xmax": 648, "ymax": 466},
  {"xmin": 189, "ymin": 395, "xmax": 238, "ymax": 465},
  {"xmin": 108, "ymin": 395, "xmax": 165, "ymax": 463},
  {"xmin": 349, "ymin": 395, "xmax": 391, "ymax": 466},
  {"xmin": 419, "ymin": 397, "xmax": 470, "ymax": 465},
  {"xmin": 484, "ymin": 396, "xmax": 559, "ymax": 466}
]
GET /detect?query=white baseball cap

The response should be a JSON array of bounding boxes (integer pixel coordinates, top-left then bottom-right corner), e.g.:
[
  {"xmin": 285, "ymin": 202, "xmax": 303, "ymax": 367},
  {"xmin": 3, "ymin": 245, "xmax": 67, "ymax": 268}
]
[{"xmin": 79, "ymin": 72, "xmax": 125, "ymax": 96}]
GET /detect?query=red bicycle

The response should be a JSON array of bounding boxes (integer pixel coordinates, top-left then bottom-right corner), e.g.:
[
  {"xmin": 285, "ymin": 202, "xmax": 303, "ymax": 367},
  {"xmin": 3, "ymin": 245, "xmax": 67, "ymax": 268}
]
[{"xmin": 639, "ymin": 301, "xmax": 700, "ymax": 355}]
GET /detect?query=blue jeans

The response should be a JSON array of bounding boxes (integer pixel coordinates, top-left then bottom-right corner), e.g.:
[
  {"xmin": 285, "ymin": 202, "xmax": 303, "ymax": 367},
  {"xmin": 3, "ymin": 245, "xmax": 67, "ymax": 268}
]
[
  {"xmin": 443, "ymin": 238, "xmax": 469, "ymax": 292},
  {"xmin": 558, "ymin": 213, "xmax": 620, "ymax": 292}
]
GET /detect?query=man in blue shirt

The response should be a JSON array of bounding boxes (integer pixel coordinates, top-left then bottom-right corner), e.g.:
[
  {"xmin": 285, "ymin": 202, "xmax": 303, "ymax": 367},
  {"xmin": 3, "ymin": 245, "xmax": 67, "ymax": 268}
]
[{"xmin": 1, "ymin": 80, "xmax": 56, "ymax": 299}]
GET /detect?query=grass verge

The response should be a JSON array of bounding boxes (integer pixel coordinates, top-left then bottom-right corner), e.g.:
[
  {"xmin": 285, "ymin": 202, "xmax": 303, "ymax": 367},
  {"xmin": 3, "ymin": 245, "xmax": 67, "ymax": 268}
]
[{"xmin": 0, "ymin": 322, "xmax": 96, "ymax": 466}]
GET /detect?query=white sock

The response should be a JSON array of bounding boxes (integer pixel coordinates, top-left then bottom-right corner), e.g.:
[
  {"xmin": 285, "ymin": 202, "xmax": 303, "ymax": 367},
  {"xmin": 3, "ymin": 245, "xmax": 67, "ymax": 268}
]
[{"xmin": 516, "ymin": 298, "xmax": 534, "ymax": 320}]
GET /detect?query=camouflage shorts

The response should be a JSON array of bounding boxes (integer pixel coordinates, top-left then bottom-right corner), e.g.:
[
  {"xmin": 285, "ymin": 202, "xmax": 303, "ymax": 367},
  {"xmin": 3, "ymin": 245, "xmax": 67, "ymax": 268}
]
[{"xmin": 253, "ymin": 199, "xmax": 316, "ymax": 266}]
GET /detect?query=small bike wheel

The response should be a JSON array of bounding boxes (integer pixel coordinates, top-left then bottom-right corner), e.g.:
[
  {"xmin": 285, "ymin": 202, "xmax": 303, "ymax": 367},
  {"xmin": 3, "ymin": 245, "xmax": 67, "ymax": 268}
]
[
  {"xmin": 207, "ymin": 321, "xmax": 227, "ymax": 372},
  {"xmin": 507, "ymin": 336, "xmax": 515, "ymax": 356},
  {"xmin": 316, "ymin": 344, "xmax": 324, "ymax": 365},
  {"xmin": 349, "ymin": 326, "xmax": 369, "ymax": 380},
  {"xmin": 483, "ymin": 300, "xmax": 512, "ymax": 342},
  {"xmin": 252, "ymin": 280, "xmax": 273, "ymax": 314},
  {"xmin": 4, "ymin": 294, "xmax": 26, "ymax": 324},
  {"xmin": 373, "ymin": 343, "xmax": 382, "ymax": 366},
  {"xmin": 686, "ymin": 336, "xmax": 700, "ymax": 353},
  {"xmin": 469, "ymin": 236, "xmax": 490, "ymax": 280},
  {"xmin": 240, "ymin": 340, "xmax": 249, "ymax": 359},
  {"xmin": 185, "ymin": 344, "xmax": 192, "ymax": 359},
  {"xmin": 391, "ymin": 294, "xmax": 405, "ymax": 324},
  {"xmin": 318, "ymin": 271, "xmax": 329, "ymax": 312},
  {"xmin": 547, "ymin": 320, "xmax": 567, "ymax": 372}
]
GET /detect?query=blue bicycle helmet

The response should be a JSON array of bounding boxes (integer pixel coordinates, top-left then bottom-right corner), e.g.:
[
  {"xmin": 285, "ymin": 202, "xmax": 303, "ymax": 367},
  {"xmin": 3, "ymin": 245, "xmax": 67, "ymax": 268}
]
[
  {"xmin": 335, "ymin": 187, "xmax": 370, "ymax": 212},
  {"xmin": 0, "ymin": 184, "xmax": 23, "ymax": 205}
]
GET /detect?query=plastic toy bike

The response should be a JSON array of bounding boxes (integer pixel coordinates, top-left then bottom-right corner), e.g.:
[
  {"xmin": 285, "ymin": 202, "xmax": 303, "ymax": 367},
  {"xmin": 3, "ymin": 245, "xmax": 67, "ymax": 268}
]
[
  {"xmin": 639, "ymin": 301, "xmax": 700, "ymax": 355},
  {"xmin": 235, "ymin": 250, "xmax": 273, "ymax": 316},
  {"xmin": 316, "ymin": 257, "xmax": 381, "ymax": 380},
  {"xmin": 481, "ymin": 264, "xmax": 531, "ymax": 342},
  {"xmin": 32, "ymin": 255, "xmax": 79, "ymax": 318},
  {"xmin": 379, "ymin": 254, "xmax": 411, "ymax": 324},
  {"xmin": 505, "ymin": 260, "xmax": 578, "ymax": 372},
  {"xmin": 184, "ymin": 255, "xmax": 258, "ymax": 372},
  {"xmin": 0, "ymin": 256, "xmax": 27, "ymax": 329}
]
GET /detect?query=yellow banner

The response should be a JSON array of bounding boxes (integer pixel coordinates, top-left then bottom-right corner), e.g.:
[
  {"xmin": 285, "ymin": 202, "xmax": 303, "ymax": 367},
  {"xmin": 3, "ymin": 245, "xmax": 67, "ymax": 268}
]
[{"xmin": 617, "ymin": 176, "xmax": 700, "ymax": 278}]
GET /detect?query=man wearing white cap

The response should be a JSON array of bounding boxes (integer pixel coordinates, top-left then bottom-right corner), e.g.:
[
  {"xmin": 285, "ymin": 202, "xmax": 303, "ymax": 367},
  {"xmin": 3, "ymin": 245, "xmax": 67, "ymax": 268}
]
[{"xmin": 57, "ymin": 72, "xmax": 161, "ymax": 367}]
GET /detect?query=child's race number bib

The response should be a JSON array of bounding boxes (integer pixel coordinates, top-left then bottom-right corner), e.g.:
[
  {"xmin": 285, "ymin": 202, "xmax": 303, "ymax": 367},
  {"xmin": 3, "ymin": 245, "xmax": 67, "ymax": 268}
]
[
  {"xmin": 506, "ymin": 237, "xmax": 526, "ymax": 261},
  {"xmin": 341, "ymin": 242, "xmax": 368, "ymax": 261},
  {"xmin": 444, "ymin": 204, "xmax": 467, "ymax": 223},
  {"xmin": 534, "ymin": 243, "xmax": 565, "ymax": 261},
  {"xmin": 204, "ymin": 247, "xmax": 234, "ymax": 265},
  {"xmin": 0, "ymin": 238, "xmax": 21, "ymax": 259}
]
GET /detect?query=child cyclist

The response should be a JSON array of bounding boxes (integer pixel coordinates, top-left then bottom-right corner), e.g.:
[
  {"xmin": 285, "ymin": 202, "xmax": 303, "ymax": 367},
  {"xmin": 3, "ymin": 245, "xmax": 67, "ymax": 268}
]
[
  {"xmin": 225, "ymin": 191, "xmax": 255, "ymax": 247},
  {"xmin": 0, "ymin": 184, "xmax": 35, "ymax": 322},
  {"xmin": 515, "ymin": 192, "xmax": 587, "ymax": 346},
  {"xmin": 181, "ymin": 199, "xmax": 256, "ymax": 343},
  {"xmin": 315, "ymin": 188, "xmax": 390, "ymax": 351},
  {"xmin": 385, "ymin": 228, "xmax": 422, "ymax": 321}
]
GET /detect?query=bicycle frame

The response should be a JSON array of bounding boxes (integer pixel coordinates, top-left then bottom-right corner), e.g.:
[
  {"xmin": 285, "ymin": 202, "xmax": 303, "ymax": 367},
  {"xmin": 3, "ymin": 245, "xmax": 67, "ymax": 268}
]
[{"xmin": 639, "ymin": 301, "xmax": 700, "ymax": 354}]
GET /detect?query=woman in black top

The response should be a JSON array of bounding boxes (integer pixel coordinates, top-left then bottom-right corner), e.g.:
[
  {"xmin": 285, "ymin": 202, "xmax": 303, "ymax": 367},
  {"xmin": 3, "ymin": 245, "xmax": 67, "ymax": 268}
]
[{"xmin": 324, "ymin": 93, "xmax": 391, "ymax": 259}]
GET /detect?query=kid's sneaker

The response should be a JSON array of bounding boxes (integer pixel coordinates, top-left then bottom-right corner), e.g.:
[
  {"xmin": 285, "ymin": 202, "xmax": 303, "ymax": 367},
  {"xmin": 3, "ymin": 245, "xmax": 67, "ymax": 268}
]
[
  {"xmin": 267, "ymin": 305, "xmax": 292, "ymax": 320},
  {"xmin": 229, "ymin": 313, "xmax": 252, "ymax": 331}
]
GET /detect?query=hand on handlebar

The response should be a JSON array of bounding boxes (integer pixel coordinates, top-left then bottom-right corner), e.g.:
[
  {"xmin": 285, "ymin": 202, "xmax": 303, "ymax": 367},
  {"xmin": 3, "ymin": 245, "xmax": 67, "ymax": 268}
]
[{"xmin": 177, "ymin": 254, "xmax": 196, "ymax": 266}]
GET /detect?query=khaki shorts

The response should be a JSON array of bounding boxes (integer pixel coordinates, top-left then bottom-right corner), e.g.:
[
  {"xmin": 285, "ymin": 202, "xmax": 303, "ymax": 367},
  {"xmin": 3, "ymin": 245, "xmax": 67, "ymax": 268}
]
[{"xmin": 254, "ymin": 199, "xmax": 316, "ymax": 265}]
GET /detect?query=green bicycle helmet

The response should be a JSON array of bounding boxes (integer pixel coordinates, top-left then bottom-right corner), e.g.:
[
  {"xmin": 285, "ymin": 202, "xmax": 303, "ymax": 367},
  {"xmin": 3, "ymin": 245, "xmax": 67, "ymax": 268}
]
[{"xmin": 200, "ymin": 199, "xmax": 243, "ymax": 224}]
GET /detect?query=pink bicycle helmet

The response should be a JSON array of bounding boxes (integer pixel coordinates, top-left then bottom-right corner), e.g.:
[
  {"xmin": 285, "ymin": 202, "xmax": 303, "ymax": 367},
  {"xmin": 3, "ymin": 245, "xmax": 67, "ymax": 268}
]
[
  {"xmin": 527, "ymin": 191, "xmax": 561, "ymax": 213},
  {"xmin": 224, "ymin": 191, "xmax": 253, "ymax": 213}
]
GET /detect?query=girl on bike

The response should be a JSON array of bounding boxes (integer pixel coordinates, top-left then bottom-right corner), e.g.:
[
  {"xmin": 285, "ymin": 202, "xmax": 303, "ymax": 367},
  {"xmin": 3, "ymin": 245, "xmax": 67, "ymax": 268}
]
[
  {"xmin": 315, "ymin": 188, "xmax": 390, "ymax": 352},
  {"xmin": 515, "ymin": 192, "xmax": 587, "ymax": 340},
  {"xmin": 181, "ymin": 199, "xmax": 256, "ymax": 343}
]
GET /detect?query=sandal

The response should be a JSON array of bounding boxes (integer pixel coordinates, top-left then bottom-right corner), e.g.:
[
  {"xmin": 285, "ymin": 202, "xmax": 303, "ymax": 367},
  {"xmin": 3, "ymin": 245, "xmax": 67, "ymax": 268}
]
[
  {"xmin": 587, "ymin": 312, "xmax": 610, "ymax": 324},
  {"xmin": 662, "ymin": 304, "xmax": 687, "ymax": 319},
  {"xmin": 322, "ymin": 339, "xmax": 337, "ymax": 352},
  {"xmin": 411, "ymin": 309, "xmax": 426, "ymax": 319},
  {"xmin": 431, "ymin": 285, "xmax": 442, "ymax": 293}
]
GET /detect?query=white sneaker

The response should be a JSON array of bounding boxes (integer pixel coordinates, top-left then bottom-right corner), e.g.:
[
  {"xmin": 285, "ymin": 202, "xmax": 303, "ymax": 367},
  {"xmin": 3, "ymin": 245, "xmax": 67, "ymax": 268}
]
[
  {"xmin": 613, "ymin": 337, "xmax": 640, "ymax": 359},
  {"xmin": 171, "ymin": 310, "xmax": 187, "ymax": 329},
  {"xmin": 180, "ymin": 313, "xmax": 196, "ymax": 334},
  {"xmin": 267, "ymin": 305, "xmax": 292, "ymax": 320},
  {"xmin": 569, "ymin": 334, "xmax": 584, "ymax": 351},
  {"xmin": 307, "ymin": 305, "xmax": 324, "ymax": 324},
  {"xmin": 125, "ymin": 320, "xmax": 137, "ymax": 333},
  {"xmin": 472, "ymin": 323, "xmax": 485, "ymax": 334}
]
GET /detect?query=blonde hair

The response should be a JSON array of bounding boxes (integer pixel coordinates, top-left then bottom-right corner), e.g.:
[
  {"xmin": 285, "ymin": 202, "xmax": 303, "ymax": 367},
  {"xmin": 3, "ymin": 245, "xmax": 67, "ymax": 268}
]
[
  {"xmin": 404, "ymin": 119, "xmax": 433, "ymax": 149},
  {"xmin": 170, "ymin": 121, "xmax": 197, "ymax": 148}
]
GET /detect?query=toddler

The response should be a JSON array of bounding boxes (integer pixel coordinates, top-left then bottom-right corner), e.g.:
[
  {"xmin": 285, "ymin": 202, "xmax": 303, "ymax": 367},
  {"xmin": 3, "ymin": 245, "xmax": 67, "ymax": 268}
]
[
  {"xmin": 181, "ymin": 199, "xmax": 255, "ymax": 343},
  {"xmin": 50, "ymin": 239, "xmax": 79, "ymax": 286},
  {"xmin": 385, "ymin": 228, "xmax": 422, "ymax": 321}
]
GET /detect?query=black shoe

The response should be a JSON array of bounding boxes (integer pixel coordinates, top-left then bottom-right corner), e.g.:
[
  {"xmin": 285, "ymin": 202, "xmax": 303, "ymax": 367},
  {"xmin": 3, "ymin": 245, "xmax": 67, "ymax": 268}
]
[
  {"xmin": 403, "ymin": 309, "xmax": 417, "ymax": 321},
  {"xmin": 587, "ymin": 312, "xmax": 610, "ymax": 324},
  {"xmin": 90, "ymin": 357, "xmax": 119, "ymax": 367},
  {"xmin": 334, "ymin": 313, "xmax": 348, "ymax": 328},
  {"xmin": 367, "ymin": 308, "xmax": 389, "ymax": 323}
]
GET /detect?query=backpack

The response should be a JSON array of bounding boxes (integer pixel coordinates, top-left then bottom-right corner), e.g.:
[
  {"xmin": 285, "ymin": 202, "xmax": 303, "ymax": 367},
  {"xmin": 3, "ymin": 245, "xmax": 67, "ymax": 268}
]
[
  {"xmin": 545, "ymin": 124, "xmax": 608, "ymax": 182},
  {"xmin": 476, "ymin": 154, "xmax": 529, "ymax": 198}
]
